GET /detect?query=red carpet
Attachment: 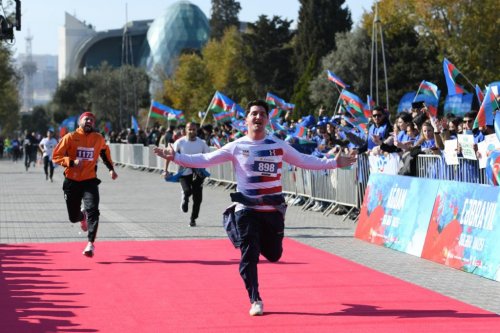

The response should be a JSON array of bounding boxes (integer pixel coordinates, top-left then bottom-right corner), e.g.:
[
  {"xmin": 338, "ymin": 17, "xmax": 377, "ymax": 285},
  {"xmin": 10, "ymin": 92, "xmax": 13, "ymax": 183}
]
[{"xmin": 1, "ymin": 239, "xmax": 498, "ymax": 333}]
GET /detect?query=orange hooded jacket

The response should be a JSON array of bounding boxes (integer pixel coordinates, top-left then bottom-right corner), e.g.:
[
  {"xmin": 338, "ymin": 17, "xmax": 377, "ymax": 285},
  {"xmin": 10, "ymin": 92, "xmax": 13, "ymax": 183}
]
[{"xmin": 52, "ymin": 127, "xmax": 114, "ymax": 181}]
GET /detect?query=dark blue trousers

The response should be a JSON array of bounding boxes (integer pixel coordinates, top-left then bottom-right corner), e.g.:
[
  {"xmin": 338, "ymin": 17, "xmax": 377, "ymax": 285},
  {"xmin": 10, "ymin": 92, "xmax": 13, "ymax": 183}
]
[{"xmin": 235, "ymin": 209, "xmax": 284, "ymax": 303}]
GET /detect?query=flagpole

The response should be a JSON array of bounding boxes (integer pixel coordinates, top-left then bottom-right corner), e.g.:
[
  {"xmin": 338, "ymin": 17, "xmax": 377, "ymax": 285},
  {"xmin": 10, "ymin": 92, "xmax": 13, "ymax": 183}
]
[
  {"xmin": 201, "ymin": 94, "xmax": 216, "ymax": 127},
  {"xmin": 412, "ymin": 86, "xmax": 423, "ymax": 102},
  {"xmin": 459, "ymin": 72, "xmax": 477, "ymax": 92},
  {"xmin": 333, "ymin": 88, "xmax": 345, "ymax": 115},
  {"xmin": 145, "ymin": 100, "xmax": 153, "ymax": 130}
]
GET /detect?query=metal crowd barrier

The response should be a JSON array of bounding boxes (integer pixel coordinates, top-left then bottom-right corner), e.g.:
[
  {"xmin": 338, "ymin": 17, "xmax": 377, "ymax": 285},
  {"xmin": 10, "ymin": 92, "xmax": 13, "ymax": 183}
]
[
  {"xmin": 417, "ymin": 155, "xmax": 488, "ymax": 184},
  {"xmin": 108, "ymin": 144, "xmax": 493, "ymax": 220}
]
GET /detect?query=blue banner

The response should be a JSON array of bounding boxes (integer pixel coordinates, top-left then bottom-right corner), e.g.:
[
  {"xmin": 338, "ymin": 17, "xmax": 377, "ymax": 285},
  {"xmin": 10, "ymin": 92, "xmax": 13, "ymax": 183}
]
[
  {"xmin": 356, "ymin": 174, "xmax": 439, "ymax": 257},
  {"xmin": 422, "ymin": 182, "xmax": 500, "ymax": 281},
  {"xmin": 397, "ymin": 92, "xmax": 416, "ymax": 113},
  {"xmin": 444, "ymin": 93, "xmax": 474, "ymax": 117}
]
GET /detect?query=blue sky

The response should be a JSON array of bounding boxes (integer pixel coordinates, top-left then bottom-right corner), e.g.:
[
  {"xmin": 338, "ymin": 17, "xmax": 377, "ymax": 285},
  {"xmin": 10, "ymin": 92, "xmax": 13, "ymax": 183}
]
[{"xmin": 9, "ymin": 0, "xmax": 373, "ymax": 56}]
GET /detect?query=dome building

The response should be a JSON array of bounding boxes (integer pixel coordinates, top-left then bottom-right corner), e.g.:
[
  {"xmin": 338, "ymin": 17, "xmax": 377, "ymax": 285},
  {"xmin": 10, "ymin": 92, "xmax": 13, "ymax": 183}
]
[{"xmin": 59, "ymin": 0, "xmax": 210, "ymax": 86}]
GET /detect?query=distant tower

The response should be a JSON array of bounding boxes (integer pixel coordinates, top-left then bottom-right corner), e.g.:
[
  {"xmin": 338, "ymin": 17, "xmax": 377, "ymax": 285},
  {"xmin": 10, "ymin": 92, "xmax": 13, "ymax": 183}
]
[
  {"xmin": 22, "ymin": 30, "xmax": 37, "ymax": 112},
  {"xmin": 370, "ymin": 2, "xmax": 389, "ymax": 110}
]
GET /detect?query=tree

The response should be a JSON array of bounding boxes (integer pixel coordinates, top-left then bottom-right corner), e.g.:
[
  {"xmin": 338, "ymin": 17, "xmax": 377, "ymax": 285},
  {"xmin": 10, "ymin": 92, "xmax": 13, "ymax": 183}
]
[
  {"xmin": 292, "ymin": 0, "xmax": 352, "ymax": 115},
  {"xmin": 309, "ymin": 28, "xmax": 372, "ymax": 113},
  {"xmin": 209, "ymin": 0, "xmax": 241, "ymax": 40},
  {"xmin": 293, "ymin": 0, "xmax": 352, "ymax": 77},
  {"xmin": 52, "ymin": 64, "xmax": 150, "ymax": 130},
  {"xmin": 164, "ymin": 53, "xmax": 213, "ymax": 121},
  {"xmin": 164, "ymin": 27, "xmax": 253, "ymax": 121},
  {"xmin": 20, "ymin": 106, "xmax": 50, "ymax": 134},
  {"xmin": 0, "ymin": 43, "xmax": 20, "ymax": 136},
  {"xmin": 87, "ymin": 64, "xmax": 150, "ymax": 129},
  {"xmin": 52, "ymin": 74, "xmax": 92, "ymax": 122},
  {"xmin": 203, "ymin": 26, "xmax": 253, "ymax": 100},
  {"xmin": 242, "ymin": 15, "xmax": 295, "ymax": 98},
  {"xmin": 361, "ymin": 0, "xmax": 499, "ymax": 89}
]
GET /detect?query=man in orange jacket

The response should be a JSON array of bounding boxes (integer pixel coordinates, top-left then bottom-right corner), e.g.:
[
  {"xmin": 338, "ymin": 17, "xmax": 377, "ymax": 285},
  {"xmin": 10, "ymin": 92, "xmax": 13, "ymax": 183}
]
[{"xmin": 53, "ymin": 112, "xmax": 118, "ymax": 257}]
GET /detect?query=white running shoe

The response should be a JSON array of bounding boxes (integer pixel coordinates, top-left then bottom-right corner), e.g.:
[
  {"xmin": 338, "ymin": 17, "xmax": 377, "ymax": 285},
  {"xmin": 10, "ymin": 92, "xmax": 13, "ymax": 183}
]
[
  {"xmin": 80, "ymin": 210, "xmax": 88, "ymax": 232},
  {"xmin": 82, "ymin": 242, "xmax": 95, "ymax": 257},
  {"xmin": 249, "ymin": 301, "xmax": 264, "ymax": 316}
]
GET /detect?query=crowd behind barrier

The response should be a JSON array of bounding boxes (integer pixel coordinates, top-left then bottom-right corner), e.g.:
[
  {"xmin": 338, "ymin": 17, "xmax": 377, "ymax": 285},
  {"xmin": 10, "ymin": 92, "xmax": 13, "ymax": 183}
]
[{"xmin": 109, "ymin": 143, "xmax": 492, "ymax": 221}]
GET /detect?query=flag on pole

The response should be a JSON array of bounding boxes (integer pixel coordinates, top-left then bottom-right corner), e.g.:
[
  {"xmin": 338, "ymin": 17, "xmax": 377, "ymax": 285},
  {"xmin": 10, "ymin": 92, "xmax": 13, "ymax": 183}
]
[
  {"xmin": 150, "ymin": 100, "xmax": 183, "ymax": 119},
  {"xmin": 213, "ymin": 110, "xmax": 233, "ymax": 123},
  {"xmin": 473, "ymin": 84, "xmax": 498, "ymax": 129},
  {"xmin": 208, "ymin": 91, "xmax": 241, "ymax": 117},
  {"xmin": 443, "ymin": 58, "xmax": 466, "ymax": 95},
  {"xmin": 339, "ymin": 90, "xmax": 369, "ymax": 123},
  {"xmin": 415, "ymin": 80, "xmax": 440, "ymax": 117},
  {"xmin": 475, "ymin": 84, "xmax": 485, "ymax": 105},
  {"xmin": 326, "ymin": 70, "xmax": 349, "ymax": 89},
  {"xmin": 417, "ymin": 80, "xmax": 440, "ymax": 100},
  {"xmin": 265, "ymin": 92, "xmax": 294, "ymax": 111}
]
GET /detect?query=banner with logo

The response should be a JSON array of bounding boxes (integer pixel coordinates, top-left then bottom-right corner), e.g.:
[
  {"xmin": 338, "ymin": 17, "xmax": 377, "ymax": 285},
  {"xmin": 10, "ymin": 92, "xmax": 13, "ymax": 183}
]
[
  {"xmin": 355, "ymin": 174, "xmax": 439, "ymax": 256},
  {"xmin": 421, "ymin": 182, "xmax": 500, "ymax": 281}
]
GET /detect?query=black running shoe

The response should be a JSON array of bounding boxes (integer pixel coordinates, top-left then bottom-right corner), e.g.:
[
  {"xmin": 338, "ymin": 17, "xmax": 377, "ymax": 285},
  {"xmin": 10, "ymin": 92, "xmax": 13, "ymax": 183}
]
[{"xmin": 181, "ymin": 198, "xmax": 188, "ymax": 213}]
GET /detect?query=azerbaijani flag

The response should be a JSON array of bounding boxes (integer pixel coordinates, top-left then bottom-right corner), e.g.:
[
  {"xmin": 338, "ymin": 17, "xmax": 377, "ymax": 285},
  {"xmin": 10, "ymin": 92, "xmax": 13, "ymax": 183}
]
[
  {"xmin": 291, "ymin": 123, "xmax": 307, "ymax": 138},
  {"xmin": 213, "ymin": 110, "xmax": 233, "ymax": 123},
  {"xmin": 150, "ymin": 100, "xmax": 183, "ymax": 120},
  {"xmin": 270, "ymin": 118, "xmax": 286, "ymax": 132},
  {"xmin": 266, "ymin": 92, "xmax": 294, "ymax": 111},
  {"xmin": 326, "ymin": 70, "xmax": 349, "ymax": 89},
  {"xmin": 269, "ymin": 108, "xmax": 281, "ymax": 119},
  {"xmin": 231, "ymin": 103, "xmax": 245, "ymax": 118},
  {"xmin": 231, "ymin": 119, "xmax": 247, "ymax": 133},
  {"xmin": 486, "ymin": 150, "xmax": 500, "ymax": 186},
  {"xmin": 443, "ymin": 58, "xmax": 466, "ymax": 95},
  {"xmin": 364, "ymin": 95, "xmax": 375, "ymax": 118},
  {"xmin": 475, "ymin": 84, "xmax": 485, "ymax": 104},
  {"xmin": 59, "ymin": 115, "xmax": 78, "ymax": 137},
  {"xmin": 473, "ymin": 84, "xmax": 497, "ymax": 129},
  {"xmin": 339, "ymin": 90, "xmax": 368, "ymax": 122},
  {"xmin": 418, "ymin": 80, "xmax": 440, "ymax": 100},
  {"xmin": 208, "ymin": 91, "xmax": 242, "ymax": 119},
  {"xmin": 210, "ymin": 91, "xmax": 235, "ymax": 112},
  {"xmin": 416, "ymin": 80, "xmax": 440, "ymax": 117}
]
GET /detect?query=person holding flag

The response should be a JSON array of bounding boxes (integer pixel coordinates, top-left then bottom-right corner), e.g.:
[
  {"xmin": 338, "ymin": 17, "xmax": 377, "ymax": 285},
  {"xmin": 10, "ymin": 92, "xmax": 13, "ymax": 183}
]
[{"xmin": 153, "ymin": 99, "xmax": 356, "ymax": 316}]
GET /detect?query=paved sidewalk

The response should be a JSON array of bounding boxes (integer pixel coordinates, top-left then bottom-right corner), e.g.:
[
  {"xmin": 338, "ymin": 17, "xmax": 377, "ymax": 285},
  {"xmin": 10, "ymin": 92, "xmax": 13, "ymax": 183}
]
[{"xmin": 1, "ymin": 158, "xmax": 499, "ymax": 314}]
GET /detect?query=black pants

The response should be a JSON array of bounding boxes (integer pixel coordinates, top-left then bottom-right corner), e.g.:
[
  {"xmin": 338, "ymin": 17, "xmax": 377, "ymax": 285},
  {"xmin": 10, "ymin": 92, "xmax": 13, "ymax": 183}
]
[
  {"xmin": 179, "ymin": 174, "xmax": 204, "ymax": 221},
  {"xmin": 43, "ymin": 156, "xmax": 55, "ymax": 179},
  {"xmin": 63, "ymin": 178, "xmax": 101, "ymax": 242},
  {"xmin": 24, "ymin": 149, "xmax": 36, "ymax": 169},
  {"xmin": 235, "ymin": 209, "xmax": 284, "ymax": 303}
]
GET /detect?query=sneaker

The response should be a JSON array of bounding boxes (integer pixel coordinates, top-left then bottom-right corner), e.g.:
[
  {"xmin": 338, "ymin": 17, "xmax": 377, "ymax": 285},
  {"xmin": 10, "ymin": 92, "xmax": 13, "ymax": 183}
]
[
  {"xmin": 80, "ymin": 210, "xmax": 88, "ymax": 232},
  {"xmin": 181, "ymin": 198, "xmax": 189, "ymax": 213},
  {"xmin": 189, "ymin": 219, "xmax": 196, "ymax": 227},
  {"xmin": 249, "ymin": 301, "xmax": 264, "ymax": 316},
  {"xmin": 82, "ymin": 242, "xmax": 95, "ymax": 257}
]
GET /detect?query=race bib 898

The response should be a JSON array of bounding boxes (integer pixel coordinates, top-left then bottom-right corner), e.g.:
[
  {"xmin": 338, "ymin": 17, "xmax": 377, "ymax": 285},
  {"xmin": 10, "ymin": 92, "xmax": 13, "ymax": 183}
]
[{"xmin": 252, "ymin": 157, "xmax": 278, "ymax": 176}]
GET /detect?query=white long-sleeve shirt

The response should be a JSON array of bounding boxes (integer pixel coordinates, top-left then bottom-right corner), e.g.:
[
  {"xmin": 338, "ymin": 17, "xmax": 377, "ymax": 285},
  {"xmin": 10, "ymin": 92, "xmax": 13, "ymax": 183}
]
[{"xmin": 174, "ymin": 134, "xmax": 338, "ymax": 211}]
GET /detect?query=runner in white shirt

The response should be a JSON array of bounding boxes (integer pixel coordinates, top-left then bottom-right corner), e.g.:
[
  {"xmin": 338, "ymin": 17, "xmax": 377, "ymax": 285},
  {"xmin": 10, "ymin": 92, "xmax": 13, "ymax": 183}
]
[
  {"xmin": 165, "ymin": 122, "xmax": 210, "ymax": 226},
  {"xmin": 39, "ymin": 130, "xmax": 59, "ymax": 182},
  {"xmin": 154, "ymin": 100, "xmax": 356, "ymax": 316}
]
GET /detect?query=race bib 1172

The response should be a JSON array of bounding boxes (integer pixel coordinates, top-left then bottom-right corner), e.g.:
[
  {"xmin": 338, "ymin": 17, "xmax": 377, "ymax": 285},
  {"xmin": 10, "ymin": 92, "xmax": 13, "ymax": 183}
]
[{"xmin": 76, "ymin": 147, "xmax": 95, "ymax": 161}]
